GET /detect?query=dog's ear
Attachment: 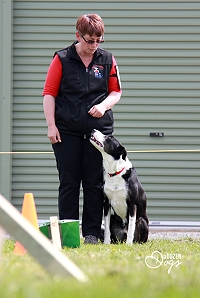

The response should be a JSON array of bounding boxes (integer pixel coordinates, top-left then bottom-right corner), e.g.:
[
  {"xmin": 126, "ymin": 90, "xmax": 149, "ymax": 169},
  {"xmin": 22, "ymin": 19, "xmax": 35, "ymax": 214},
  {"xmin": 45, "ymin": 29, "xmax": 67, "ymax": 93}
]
[
  {"xmin": 115, "ymin": 145, "xmax": 127, "ymax": 172},
  {"xmin": 118, "ymin": 145, "xmax": 127, "ymax": 161}
]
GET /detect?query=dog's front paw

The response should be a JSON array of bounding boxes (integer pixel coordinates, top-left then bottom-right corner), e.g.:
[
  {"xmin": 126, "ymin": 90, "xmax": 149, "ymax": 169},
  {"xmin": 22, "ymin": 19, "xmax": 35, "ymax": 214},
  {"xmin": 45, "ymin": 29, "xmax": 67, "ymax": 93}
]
[
  {"xmin": 104, "ymin": 227, "xmax": 111, "ymax": 244},
  {"xmin": 126, "ymin": 239, "xmax": 133, "ymax": 245},
  {"xmin": 104, "ymin": 237, "xmax": 111, "ymax": 244},
  {"xmin": 126, "ymin": 234, "xmax": 133, "ymax": 245}
]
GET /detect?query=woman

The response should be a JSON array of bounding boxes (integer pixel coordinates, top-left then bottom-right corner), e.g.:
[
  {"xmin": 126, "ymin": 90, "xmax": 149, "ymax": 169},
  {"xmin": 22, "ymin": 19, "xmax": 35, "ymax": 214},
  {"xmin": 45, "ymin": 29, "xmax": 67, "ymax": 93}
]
[{"xmin": 43, "ymin": 14, "xmax": 122, "ymax": 244}]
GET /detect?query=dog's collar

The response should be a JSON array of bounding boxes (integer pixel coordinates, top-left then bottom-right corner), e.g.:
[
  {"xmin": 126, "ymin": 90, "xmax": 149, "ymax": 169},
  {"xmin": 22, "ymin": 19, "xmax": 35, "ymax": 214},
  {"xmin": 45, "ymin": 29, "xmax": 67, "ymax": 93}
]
[{"xmin": 108, "ymin": 167, "xmax": 125, "ymax": 177}]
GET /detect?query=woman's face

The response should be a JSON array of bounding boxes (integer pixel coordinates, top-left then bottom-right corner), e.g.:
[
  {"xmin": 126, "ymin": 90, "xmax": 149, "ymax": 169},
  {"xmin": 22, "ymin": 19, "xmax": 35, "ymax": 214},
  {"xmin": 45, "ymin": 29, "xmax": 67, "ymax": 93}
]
[{"xmin": 76, "ymin": 32, "xmax": 104, "ymax": 55}]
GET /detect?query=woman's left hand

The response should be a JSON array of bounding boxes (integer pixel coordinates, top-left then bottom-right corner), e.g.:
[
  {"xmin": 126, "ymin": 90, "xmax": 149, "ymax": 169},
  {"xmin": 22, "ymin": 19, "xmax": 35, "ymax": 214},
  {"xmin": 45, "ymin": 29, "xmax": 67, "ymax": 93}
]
[{"xmin": 88, "ymin": 103, "xmax": 106, "ymax": 118}]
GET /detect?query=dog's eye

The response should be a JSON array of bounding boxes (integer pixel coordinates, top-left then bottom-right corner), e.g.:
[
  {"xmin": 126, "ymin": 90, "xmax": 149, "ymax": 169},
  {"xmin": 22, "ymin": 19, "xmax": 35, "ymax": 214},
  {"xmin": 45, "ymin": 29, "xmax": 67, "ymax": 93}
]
[{"xmin": 105, "ymin": 135, "xmax": 113, "ymax": 139}]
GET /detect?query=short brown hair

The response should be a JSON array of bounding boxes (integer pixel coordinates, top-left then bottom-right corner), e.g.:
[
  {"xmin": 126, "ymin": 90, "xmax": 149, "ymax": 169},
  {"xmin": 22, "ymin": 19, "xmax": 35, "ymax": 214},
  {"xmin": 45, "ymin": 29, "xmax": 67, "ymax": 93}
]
[{"xmin": 76, "ymin": 14, "xmax": 104, "ymax": 37}]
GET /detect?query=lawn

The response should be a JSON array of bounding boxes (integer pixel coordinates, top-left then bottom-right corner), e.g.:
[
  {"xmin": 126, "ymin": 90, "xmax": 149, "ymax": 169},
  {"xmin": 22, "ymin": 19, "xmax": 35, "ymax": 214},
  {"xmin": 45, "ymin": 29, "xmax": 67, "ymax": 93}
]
[{"xmin": 0, "ymin": 237, "xmax": 200, "ymax": 298}]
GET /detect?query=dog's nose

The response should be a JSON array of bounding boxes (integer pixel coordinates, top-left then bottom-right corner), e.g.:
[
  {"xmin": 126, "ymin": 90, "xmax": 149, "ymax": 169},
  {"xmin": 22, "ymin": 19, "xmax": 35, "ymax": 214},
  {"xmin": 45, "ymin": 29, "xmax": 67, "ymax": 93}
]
[{"xmin": 91, "ymin": 129, "xmax": 96, "ymax": 134}]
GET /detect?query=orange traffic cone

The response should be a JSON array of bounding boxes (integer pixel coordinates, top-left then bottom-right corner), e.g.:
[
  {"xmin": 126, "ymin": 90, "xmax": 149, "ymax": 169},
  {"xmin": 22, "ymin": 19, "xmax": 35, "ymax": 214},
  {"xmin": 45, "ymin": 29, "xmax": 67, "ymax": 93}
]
[{"xmin": 14, "ymin": 193, "xmax": 39, "ymax": 255}]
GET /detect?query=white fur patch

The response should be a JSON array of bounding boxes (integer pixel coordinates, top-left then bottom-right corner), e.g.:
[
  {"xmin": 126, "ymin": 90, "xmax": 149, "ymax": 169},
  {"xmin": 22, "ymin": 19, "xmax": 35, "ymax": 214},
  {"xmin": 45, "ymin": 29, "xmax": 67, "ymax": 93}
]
[
  {"xmin": 126, "ymin": 206, "xmax": 137, "ymax": 245},
  {"xmin": 104, "ymin": 209, "xmax": 111, "ymax": 244}
]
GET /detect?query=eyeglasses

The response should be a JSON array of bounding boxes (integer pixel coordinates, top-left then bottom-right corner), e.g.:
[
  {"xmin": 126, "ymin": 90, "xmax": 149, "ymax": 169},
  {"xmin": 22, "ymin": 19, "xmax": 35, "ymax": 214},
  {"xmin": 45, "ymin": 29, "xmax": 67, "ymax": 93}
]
[{"xmin": 81, "ymin": 35, "xmax": 104, "ymax": 45}]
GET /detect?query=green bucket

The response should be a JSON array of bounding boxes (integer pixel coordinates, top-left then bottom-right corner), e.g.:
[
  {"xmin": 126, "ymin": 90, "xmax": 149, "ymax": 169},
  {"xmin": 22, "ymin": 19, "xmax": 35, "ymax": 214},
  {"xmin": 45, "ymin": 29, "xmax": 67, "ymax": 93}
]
[
  {"xmin": 39, "ymin": 222, "xmax": 51, "ymax": 238},
  {"xmin": 59, "ymin": 220, "xmax": 80, "ymax": 248},
  {"xmin": 39, "ymin": 219, "xmax": 80, "ymax": 248}
]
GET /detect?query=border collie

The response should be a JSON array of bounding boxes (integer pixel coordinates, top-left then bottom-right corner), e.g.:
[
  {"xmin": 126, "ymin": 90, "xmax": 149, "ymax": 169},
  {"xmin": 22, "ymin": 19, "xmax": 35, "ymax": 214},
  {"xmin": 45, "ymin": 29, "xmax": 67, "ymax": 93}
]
[{"xmin": 90, "ymin": 129, "xmax": 149, "ymax": 245}]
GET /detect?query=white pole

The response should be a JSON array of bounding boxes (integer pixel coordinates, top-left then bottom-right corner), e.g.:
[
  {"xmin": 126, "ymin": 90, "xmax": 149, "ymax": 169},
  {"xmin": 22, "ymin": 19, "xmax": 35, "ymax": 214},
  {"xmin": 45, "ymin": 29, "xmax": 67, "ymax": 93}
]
[
  {"xmin": 0, "ymin": 194, "xmax": 88, "ymax": 282},
  {"xmin": 0, "ymin": 225, "xmax": 5, "ymax": 256}
]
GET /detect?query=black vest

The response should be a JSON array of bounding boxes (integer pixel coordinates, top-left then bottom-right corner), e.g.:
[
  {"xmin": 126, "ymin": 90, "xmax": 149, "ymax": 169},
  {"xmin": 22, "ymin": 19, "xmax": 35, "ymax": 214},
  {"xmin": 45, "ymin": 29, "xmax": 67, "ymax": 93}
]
[{"xmin": 54, "ymin": 42, "xmax": 114, "ymax": 137}]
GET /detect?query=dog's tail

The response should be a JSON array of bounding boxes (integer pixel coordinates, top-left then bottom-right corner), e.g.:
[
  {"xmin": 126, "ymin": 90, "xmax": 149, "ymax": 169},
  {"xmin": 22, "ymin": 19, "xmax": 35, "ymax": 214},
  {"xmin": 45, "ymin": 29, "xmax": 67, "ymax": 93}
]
[{"xmin": 134, "ymin": 217, "xmax": 149, "ymax": 243}]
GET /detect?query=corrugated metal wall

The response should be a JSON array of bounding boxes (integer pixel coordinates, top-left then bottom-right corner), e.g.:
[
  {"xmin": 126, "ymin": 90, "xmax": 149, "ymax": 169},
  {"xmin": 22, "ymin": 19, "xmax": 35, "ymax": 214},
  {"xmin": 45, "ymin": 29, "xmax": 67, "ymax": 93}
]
[{"xmin": 12, "ymin": 0, "xmax": 200, "ymax": 221}]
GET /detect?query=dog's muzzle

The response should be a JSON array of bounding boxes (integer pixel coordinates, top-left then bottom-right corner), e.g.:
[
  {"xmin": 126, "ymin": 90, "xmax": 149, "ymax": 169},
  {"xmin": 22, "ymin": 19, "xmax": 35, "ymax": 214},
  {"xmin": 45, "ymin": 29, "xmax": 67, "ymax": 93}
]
[{"xmin": 90, "ymin": 135, "xmax": 103, "ymax": 147}]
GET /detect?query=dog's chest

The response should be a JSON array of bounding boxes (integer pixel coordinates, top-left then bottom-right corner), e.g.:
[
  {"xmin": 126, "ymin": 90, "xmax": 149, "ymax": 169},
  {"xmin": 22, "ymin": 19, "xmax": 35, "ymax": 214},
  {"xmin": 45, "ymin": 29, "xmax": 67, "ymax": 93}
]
[{"xmin": 104, "ymin": 177, "xmax": 128, "ymax": 220}]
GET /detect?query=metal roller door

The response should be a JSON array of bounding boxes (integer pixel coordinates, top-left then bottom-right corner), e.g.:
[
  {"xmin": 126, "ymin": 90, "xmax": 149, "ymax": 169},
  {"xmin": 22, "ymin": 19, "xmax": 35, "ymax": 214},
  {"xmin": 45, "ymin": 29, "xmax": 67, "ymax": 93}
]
[{"xmin": 12, "ymin": 0, "xmax": 200, "ymax": 223}]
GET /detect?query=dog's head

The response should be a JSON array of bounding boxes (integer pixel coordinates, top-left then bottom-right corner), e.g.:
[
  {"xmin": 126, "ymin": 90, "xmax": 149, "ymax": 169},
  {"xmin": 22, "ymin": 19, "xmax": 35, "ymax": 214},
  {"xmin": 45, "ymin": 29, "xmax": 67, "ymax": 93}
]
[{"xmin": 90, "ymin": 129, "xmax": 128, "ymax": 172}]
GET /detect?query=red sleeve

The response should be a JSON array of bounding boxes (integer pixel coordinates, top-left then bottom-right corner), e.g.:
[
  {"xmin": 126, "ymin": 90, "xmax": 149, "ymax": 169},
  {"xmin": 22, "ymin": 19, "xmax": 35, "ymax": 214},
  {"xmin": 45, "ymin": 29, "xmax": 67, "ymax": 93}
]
[
  {"xmin": 42, "ymin": 54, "xmax": 62, "ymax": 97},
  {"xmin": 108, "ymin": 56, "xmax": 122, "ymax": 94}
]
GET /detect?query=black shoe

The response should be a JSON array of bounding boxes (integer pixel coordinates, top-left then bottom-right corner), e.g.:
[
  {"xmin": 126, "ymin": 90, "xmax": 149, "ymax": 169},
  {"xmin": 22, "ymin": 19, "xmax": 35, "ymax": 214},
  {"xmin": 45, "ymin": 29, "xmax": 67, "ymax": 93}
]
[{"xmin": 84, "ymin": 235, "xmax": 98, "ymax": 245}]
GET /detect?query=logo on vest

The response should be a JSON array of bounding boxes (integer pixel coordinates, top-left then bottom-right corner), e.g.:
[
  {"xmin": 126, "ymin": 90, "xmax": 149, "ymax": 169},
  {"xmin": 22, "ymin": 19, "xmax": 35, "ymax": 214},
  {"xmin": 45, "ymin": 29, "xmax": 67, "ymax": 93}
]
[{"xmin": 92, "ymin": 65, "xmax": 104, "ymax": 78}]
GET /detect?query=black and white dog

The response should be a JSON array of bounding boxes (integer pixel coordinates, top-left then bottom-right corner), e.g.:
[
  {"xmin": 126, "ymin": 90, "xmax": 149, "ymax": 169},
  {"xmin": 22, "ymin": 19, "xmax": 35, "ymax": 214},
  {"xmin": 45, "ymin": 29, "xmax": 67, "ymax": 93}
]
[{"xmin": 90, "ymin": 129, "xmax": 149, "ymax": 245}]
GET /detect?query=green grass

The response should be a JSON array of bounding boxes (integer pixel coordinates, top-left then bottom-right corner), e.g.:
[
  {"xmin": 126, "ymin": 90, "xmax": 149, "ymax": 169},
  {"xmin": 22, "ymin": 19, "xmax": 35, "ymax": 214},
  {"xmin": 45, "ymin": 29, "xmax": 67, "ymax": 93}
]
[{"xmin": 0, "ymin": 237, "xmax": 200, "ymax": 298}]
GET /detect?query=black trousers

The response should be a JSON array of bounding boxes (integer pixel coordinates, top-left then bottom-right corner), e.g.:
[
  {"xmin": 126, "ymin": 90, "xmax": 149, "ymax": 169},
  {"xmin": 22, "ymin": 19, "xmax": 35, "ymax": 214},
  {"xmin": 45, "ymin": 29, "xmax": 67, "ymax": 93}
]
[{"xmin": 52, "ymin": 133, "xmax": 104, "ymax": 238}]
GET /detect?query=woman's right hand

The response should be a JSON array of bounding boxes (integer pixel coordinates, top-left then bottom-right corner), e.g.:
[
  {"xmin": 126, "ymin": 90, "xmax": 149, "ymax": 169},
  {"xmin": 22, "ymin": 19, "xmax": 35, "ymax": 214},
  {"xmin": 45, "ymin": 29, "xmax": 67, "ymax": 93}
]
[{"xmin": 47, "ymin": 125, "xmax": 61, "ymax": 144}]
